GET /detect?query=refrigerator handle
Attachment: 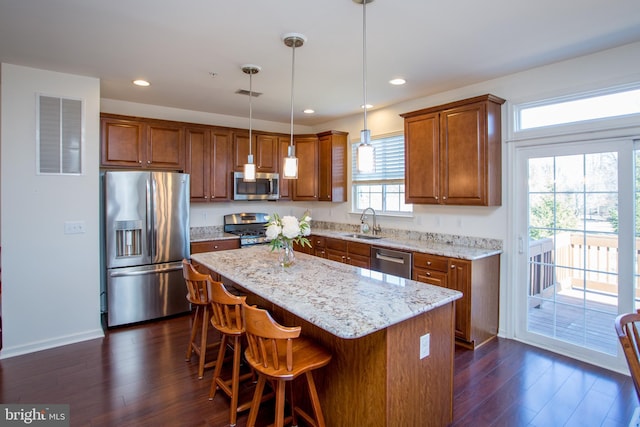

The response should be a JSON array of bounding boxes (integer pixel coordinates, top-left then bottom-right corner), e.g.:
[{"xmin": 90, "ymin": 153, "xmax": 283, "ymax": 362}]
[{"xmin": 147, "ymin": 176, "xmax": 154, "ymax": 258}]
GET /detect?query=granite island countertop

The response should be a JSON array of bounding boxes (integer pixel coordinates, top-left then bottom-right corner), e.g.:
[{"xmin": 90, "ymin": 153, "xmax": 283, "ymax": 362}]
[{"xmin": 191, "ymin": 245, "xmax": 461, "ymax": 339}]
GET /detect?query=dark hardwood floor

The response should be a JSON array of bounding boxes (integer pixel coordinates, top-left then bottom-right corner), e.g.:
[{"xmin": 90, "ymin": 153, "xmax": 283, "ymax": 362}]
[{"xmin": 0, "ymin": 313, "xmax": 637, "ymax": 426}]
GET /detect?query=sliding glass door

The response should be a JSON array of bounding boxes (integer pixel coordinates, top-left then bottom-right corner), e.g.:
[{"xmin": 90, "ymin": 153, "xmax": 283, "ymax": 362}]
[{"xmin": 514, "ymin": 139, "xmax": 636, "ymax": 369}]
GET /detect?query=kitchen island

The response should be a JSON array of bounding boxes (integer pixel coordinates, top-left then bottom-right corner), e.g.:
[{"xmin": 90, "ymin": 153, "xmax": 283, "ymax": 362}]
[{"xmin": 192, "ymin": 245, "xmax": 462, "ymax": 426}]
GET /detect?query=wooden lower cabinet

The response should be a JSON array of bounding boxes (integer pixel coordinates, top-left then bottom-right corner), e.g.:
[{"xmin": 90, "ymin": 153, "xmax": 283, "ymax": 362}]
[
  {"xmin": 413, "ymin": 252, "xmax": 500, "ymax": 349},
  {"xmin": 325, "ymin": 237, "xmax": 370, "ymax": 268},
  {"xmin": 190, "ymin": 238, "xmax": 240, "ymax": 254}
]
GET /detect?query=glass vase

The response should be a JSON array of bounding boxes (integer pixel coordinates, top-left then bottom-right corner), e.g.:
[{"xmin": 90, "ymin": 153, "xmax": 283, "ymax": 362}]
[{"xmin": 279, "ymin": 240, "xmax": 295, "ymax": 267}]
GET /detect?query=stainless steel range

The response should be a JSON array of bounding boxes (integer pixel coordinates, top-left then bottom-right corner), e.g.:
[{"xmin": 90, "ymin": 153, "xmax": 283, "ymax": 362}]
[{"xmin": 224, "ymin": 212, "xmax": 270, "ymax": 247}]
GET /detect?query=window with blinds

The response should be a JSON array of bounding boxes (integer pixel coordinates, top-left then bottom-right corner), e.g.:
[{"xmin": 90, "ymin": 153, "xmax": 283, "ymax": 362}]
[
  {"xmin": 351, "ymin": 133, "xmax": 412, "ymax": 214},
  {"xmin": 37, "ymin": 95, "xmax": 83, "ymax": 174}
]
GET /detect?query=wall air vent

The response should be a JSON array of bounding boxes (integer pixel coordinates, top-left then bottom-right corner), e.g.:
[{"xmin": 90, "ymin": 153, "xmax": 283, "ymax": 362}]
[{"xmin": 235, "ymin": 89, "xmax": 262, "ymax": 97}]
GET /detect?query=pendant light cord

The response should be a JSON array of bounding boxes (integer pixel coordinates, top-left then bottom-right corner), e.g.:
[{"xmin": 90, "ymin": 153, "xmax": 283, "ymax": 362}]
[
  {"xmin": 249, "ymin": 71, "xmax": 253, "ymax": 156},
  {"xmin": 289, "ymin": 41, "xmax": 296, "ymax": 150},
  {"xmin": 362, "ymin": 0, "xmax": 368, "ymax": 131}
]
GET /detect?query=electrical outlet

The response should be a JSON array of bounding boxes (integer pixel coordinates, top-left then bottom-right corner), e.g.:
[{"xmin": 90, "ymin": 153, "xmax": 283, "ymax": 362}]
[
  {"xmin": 64, "ymin": 220, "xmax": 86, "ymax": 234},
  {"xmin": 420, "ymin": 333, "xmax": 430, "ymax": 359}
]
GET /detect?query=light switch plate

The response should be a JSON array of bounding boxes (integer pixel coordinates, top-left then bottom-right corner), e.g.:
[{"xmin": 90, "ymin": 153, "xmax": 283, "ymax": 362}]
[
  {"xmin": 420, "ymin": 333, "xmax": 430, "ymax": 359},
  {"xmin": 64, "ymin": 220, "xmax": 86, "ymax": 234}
]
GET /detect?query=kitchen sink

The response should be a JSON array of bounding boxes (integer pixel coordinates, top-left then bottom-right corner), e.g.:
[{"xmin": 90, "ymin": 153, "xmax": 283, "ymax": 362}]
[{"xmin": 342, "ymin": 233, "xmax": 383, "ymax": 240}]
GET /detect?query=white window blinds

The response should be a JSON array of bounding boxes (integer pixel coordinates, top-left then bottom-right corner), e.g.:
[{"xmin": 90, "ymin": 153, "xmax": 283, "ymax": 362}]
[{"xmin": 351, "ymin": 134, "xmax": 405, "ymax": 184}]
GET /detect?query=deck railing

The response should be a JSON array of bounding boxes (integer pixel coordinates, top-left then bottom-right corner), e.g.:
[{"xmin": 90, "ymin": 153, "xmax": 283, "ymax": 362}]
[{"xmin": 529, "ymin": 233, "xmax": 637, "ymax": 298}]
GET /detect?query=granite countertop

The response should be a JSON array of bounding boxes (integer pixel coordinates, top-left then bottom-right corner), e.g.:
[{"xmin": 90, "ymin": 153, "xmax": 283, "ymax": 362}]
[
  {"xmin": 310, "ymin": 229, "xmax": 501, "ymax": 260},
  {"xmin": 190, "ymin": 228, "xmax": 238, "ymax": 243},
  {"xmin": 189, "ymin": 223, "xmax": 502, "ymax": 260},
  {"xmin": 191, "ymin": 245, "xmax": 461, "ymax": 339}
]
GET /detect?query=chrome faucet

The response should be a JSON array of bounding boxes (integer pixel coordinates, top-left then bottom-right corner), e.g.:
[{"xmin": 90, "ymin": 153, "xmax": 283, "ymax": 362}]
[{"xmin": 360, "ymin": 207, "xmax": 381, "ymax": 235}]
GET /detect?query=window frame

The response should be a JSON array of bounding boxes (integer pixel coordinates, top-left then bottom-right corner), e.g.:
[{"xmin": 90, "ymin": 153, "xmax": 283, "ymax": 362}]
[{"xmin": 351, "ymin": 132, "xmax": 412, "ymax": 216}]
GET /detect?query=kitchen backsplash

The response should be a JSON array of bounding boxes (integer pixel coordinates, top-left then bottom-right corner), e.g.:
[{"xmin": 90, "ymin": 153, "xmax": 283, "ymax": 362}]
[{"xmin": 310, "ymin": 220, "xmax": 503, "ymax": 251}]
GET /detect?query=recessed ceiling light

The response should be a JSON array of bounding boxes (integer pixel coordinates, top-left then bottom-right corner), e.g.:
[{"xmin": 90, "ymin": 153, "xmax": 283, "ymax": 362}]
[
  {"xmin": 389, "ymin": 78, "xmax": 406, "ymax": 85},
  {"xmin": 303, "ymin": 109, "xmax": 315, "ymax": 114},
  {"xmin": 133, "ymin": 79, "xmax": 150, "ymax": 87}
]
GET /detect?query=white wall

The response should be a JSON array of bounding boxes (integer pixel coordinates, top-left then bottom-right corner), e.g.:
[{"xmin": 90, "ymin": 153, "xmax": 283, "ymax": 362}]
[{"xmin": 0, "ymin": 64, "xmax": 103, "ymax": 358}]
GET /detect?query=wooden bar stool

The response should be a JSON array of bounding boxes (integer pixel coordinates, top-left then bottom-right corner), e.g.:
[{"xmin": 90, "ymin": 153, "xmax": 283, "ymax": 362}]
[
  {"xmin": 182, "ymin": 259, "xmax": 219, "ymax": 379},
  {"xmin": 242, "ymin": 303, "xmax": 332, "ymax": 427},
  {"xmin": 208, "ymin": 280, "xmax": 255, "ymax": 427}
]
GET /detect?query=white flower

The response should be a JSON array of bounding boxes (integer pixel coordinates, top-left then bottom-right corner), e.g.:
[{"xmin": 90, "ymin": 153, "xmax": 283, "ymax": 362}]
[
  {"xmin": 281, "ymin": 216, "xmax": 300, "ymax": 239},
  {"xmin": 265, "ymin": 223, "xmax": 282, "ymax": 240}
]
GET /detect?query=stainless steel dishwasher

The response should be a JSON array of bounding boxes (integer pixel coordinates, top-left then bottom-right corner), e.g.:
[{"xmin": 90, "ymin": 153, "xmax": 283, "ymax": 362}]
[{"xmin": 370, "ymin": 246, "xmax": 412, "ymax": 279}]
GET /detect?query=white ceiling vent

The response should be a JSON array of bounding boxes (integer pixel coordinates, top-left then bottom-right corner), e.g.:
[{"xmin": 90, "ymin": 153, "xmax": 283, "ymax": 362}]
[{"xmin": 235, "ymin": 89, "xmax": 262, "ymax": 97}]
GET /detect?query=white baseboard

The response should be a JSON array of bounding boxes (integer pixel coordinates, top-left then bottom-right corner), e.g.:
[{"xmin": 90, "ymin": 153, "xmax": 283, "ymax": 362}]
[{"xmin": 0, "ymin": 328, "xmax": 105, "ymax": 360}]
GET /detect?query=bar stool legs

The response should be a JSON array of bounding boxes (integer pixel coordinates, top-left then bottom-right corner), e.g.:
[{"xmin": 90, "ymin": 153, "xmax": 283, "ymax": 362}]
[{"xmin": 209, "ymin": 334, "xmax": 253, "ymax": 426}]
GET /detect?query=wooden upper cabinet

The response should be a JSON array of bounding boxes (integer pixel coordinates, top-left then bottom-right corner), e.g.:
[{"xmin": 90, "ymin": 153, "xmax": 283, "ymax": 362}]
[
  {"xmin": 186, "ymin": 127, "xmax": 231, "ymax": 202},
  {"xmin": 401, "ymin": 94, "xmax": 505, "ymax": 206},
  {"xmin": 317, "ymin": 131, "xmax": 348, "ymax": 202},
  {"xmin": 404, "ymin": 113, "xmax": 440, "ymax": 204},
  {"xmin": 292, "ymin": 135, "xmax": 319, "ymax": 201},
  {"xmin": 101, "ymin": 116, "xmax": 145, "ymax": 168},
  {"xmin": 186, "ymin": 126, "xmax": 231, "ymax": 202},
  {"xmin": 232, "ymin": 131, "xmax": 278, "ymax": 173},
  {"xmin": 100, "ymin": 114, "xmax": 185, "ymax": 171},
  {"xmin": 146, "ymin": 122, "xmax": 185, "ymax": 170}
]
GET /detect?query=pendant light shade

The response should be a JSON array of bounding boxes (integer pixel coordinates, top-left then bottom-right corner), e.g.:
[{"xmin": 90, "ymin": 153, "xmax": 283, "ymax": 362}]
[
  {"xmin": 282, "ymin": 33, "xmax": 306, "ymax": 179},
  {"xmin": 355, "ymin": 0, "xmax": 376, "ymax": 173},
  {"xmin": 242, "ymin": 64, "xmax": 261, "ymax": 182}
]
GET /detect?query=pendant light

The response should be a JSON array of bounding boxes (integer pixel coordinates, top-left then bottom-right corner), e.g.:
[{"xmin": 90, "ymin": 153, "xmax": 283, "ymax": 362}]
[
  {"xmin": 282, "ymin": 33, "xmax": 307, "ymax": 179},
  {"xmin": 355, "ymin": 0, "xmax": 375, "ymax": 173},
  {"xmin": 242, "ymin": 64, "xmax": 261, "ymax": 182}
]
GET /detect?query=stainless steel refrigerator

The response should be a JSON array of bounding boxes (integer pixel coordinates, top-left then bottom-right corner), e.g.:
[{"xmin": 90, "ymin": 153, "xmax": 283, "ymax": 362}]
[{"xmin": 103, "ymin": 171, "xmax": 190, "ymax": 327}]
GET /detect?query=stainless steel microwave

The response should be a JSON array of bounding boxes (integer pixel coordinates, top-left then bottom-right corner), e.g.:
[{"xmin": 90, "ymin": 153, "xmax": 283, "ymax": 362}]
[{"xmin": 233, "ymin": 172, "xmax": 280, "ymax": 201}]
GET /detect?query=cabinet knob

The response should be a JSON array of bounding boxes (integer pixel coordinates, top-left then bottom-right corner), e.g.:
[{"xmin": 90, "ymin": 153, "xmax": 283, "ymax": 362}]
[
  {"xmin": 214, "ymin": 245, "xmax": 219, "ymax": 249},
  {"xmin": 426, "ymin": 272, "xmax": 431, "ymax": 276},
  {"xmin": 427, "ymin": 261, "xmax": 431, "ymax": 266},
  {"xmin": 451, "ymin": 264, "xmax": 456, "ymax": 269},
  {"xmin": 443, "ymin": 196, "xmax": 447, "ymax": 200},
  {"xmin": 147, "ymin": 161, "xmax": 151, "ymax": 164},
  {"xmin": 139, "ymin": 160, "xmax": 143, "ymax": 164}
]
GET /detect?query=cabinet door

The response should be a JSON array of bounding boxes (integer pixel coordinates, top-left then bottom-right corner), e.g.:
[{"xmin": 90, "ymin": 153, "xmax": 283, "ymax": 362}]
[
  {"xmin": 292, "ymin": 135, "xmax": 319, "ymax": 201},
  {"xmin": 449, "ymin": 259, "xmax": 471, "ymax": 341},
  {"xmin": 210, "ymin": 129, "xmax": 231, "ymax": 200},
  {"xmin": 256, "ymin": 134, "xmax": 278, "ymax": 172},
  {"xmin": 101, "ymin": 117, "xmax": 145, "ymax": 167},
  {"xmin": 146, "ymin": 123, "xmax": 185, "ymax": 170},
  {"xmin": 278, "ymin": 137, "xmax": 292, "ymax": 199},
  {"xmin": 318, "ymin": 132, "xmax": 347, "ymax": 202},
  {"xmin": 232, "ymin": 131, "xmax": 251, "ymax": 171},
  {"xmin": 404, "ymin": 113, "xmax": 440, "ymax": 204},
  {"xmin": 440, "ymin": 102, "xmax": 486, "ymax": 205},
  {"xmin": 186, "ymin": 127, "xmax": 210, "ymax": 202}
]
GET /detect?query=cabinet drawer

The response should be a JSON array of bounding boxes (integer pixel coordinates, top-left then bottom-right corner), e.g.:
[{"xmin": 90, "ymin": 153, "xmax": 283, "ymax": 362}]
[
  {"xmin": 190, "ymin": 239, "xmax": 240, "ymax": 254},
  {"xmin": 348, "ymin": 241, "xmax": 371, "ymax": 257},
  {"xmin": 326, "ymin": 237, "xmax": 347, "ymax": 252},
  {"xmin": 413, "ymin": 268, "xmax": 448, "ymax": 288},
  {"xmin": 311, "ymin": 235, "xmax": 326, "ymax": 248},
  {"xmin": 413, "ymin": 253, "xmax": 449, "ymax": 272}
]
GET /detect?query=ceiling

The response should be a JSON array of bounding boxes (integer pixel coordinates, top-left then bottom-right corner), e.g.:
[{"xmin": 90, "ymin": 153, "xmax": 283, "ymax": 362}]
[{"xmin": 1, "ymin": 1, "xmax": 640, "ymax": 127}]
